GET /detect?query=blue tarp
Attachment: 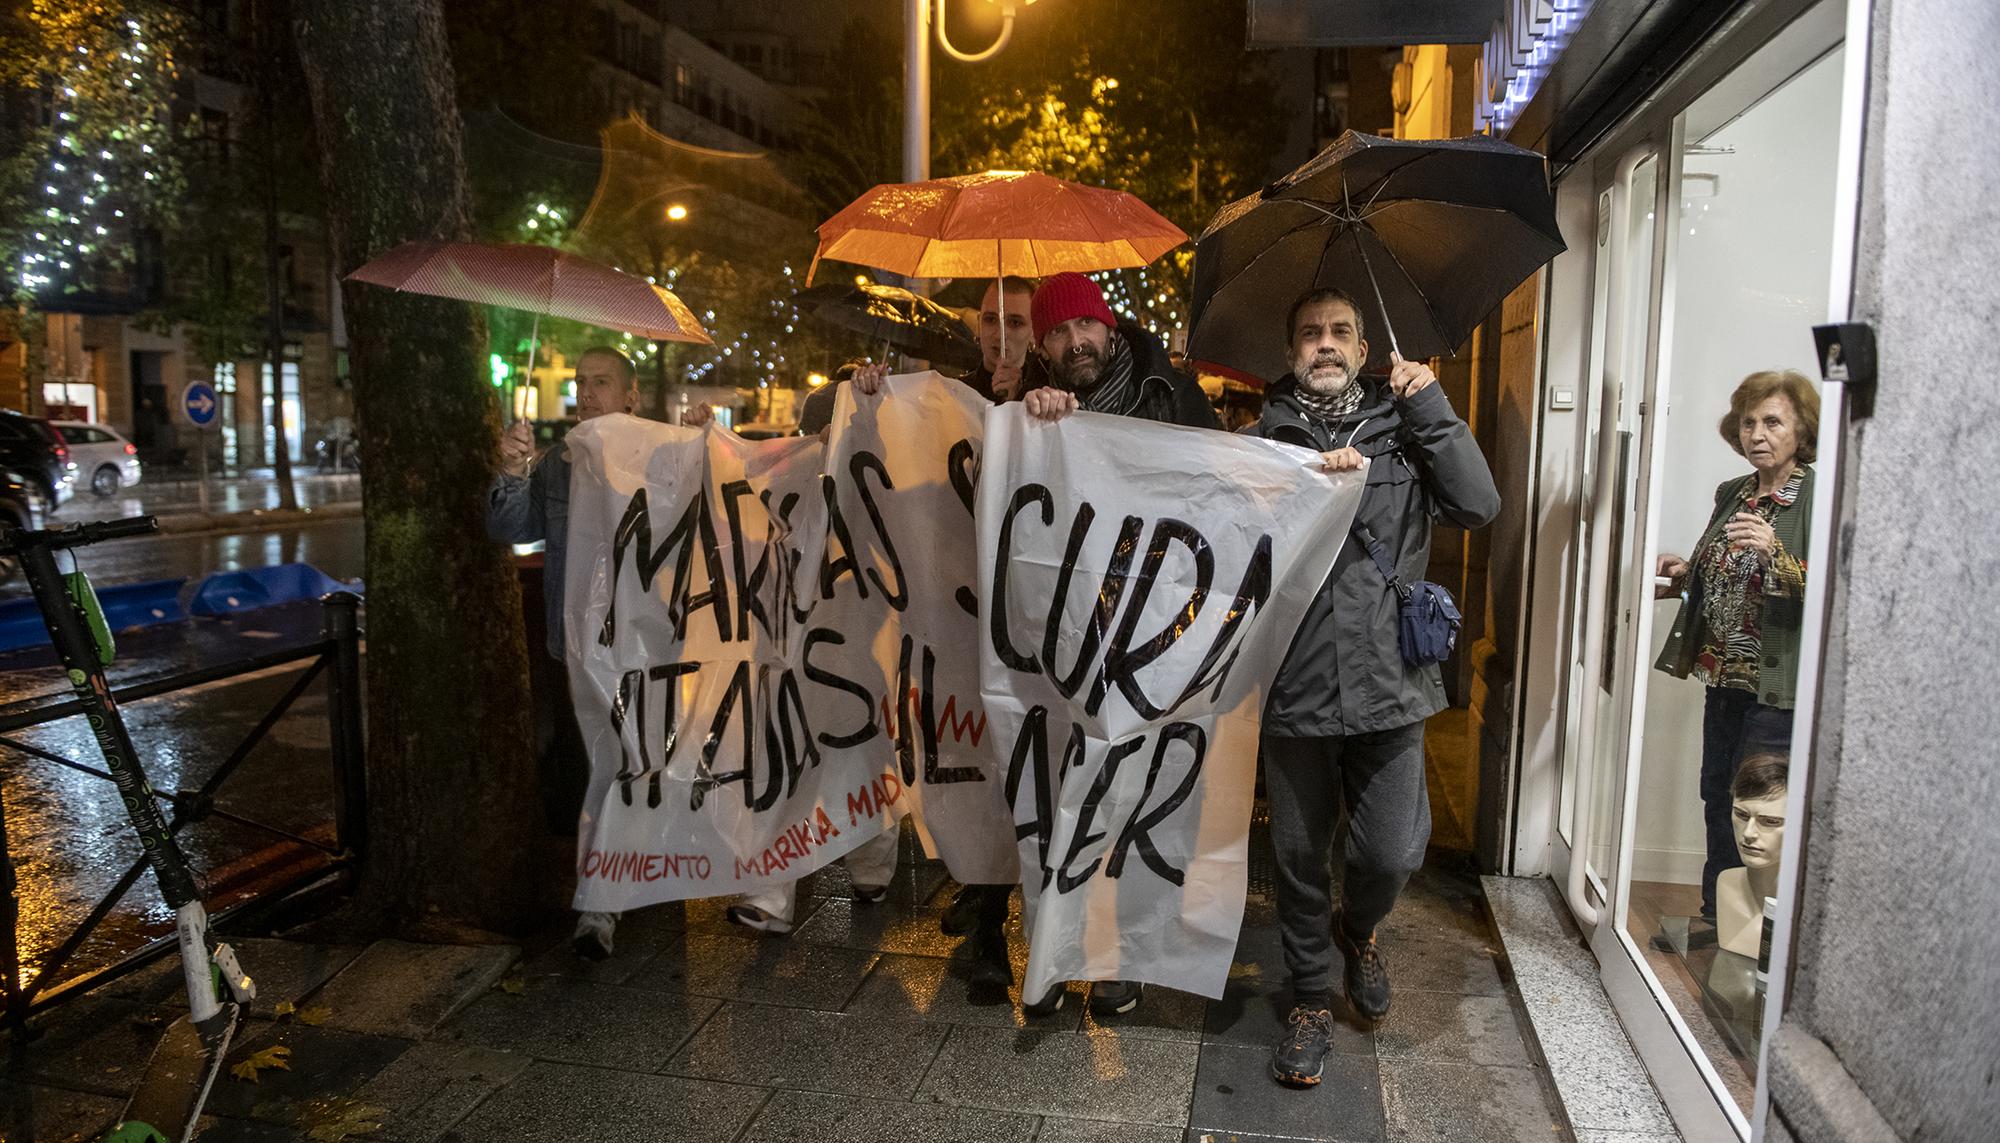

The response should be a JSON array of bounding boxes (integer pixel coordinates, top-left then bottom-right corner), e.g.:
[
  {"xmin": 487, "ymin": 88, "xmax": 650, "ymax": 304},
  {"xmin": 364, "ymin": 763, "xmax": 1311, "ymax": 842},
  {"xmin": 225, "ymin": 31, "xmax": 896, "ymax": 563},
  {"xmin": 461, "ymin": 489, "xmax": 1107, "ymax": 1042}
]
[
  {"xmin": 0, "ymin": 578, "xmax": 189, "ymax": 654},
  {"xmin": 187, "ymin": 563, "xmax": 362, "ymax": 617}
]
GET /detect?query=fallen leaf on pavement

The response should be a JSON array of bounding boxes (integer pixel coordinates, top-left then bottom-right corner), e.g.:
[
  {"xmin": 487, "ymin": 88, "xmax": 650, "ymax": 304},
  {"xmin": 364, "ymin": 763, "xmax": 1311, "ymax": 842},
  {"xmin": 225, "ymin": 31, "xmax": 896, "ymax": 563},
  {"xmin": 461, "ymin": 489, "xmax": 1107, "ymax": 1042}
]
[
  {"xmin": 304, "ymin": 1102, "xmax": 387, "ymax": 1141},
  {"xmin": 230, "ymin": 1045, "xmax": 292, "ymax": 1083}
]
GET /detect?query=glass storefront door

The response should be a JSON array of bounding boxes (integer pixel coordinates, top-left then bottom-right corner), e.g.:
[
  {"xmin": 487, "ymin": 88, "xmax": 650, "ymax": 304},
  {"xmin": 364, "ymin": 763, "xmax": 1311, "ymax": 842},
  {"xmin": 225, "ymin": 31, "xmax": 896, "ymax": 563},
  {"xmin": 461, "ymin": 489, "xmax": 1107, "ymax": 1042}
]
[{"xmin": 1532, "ymin": 1, "xmax": 1855, "ymax": 1135}]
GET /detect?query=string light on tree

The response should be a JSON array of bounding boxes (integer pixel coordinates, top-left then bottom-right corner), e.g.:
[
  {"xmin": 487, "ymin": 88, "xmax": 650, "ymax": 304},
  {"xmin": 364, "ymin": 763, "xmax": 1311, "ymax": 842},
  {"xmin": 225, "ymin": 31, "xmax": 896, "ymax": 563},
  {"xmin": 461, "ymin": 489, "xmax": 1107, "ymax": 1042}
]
[{"xmin": 13, "ymin": 5, "xmax": 185, "ymax": 295}]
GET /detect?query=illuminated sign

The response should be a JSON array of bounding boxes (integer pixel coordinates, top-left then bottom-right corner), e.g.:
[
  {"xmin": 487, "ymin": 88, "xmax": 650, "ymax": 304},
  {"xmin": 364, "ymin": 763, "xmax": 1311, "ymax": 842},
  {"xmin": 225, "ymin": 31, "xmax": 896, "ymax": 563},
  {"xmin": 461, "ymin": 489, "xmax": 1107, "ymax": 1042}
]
[{"xmin": 1477, "ymin": 0, "xmax": 1593, "ymax": 134}]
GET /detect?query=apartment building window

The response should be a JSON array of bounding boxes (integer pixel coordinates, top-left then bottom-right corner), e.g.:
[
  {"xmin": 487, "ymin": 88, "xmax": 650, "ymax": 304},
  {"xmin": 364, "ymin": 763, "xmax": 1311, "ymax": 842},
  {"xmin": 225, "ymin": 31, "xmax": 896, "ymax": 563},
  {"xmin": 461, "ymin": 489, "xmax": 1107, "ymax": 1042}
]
[
  {"xmin": 674, "ymin": 63, "xmax": 694, "ymax": 106},
  {"xmin": 199, "ymin": 106, "xmax": 231, "ymax": 167}
]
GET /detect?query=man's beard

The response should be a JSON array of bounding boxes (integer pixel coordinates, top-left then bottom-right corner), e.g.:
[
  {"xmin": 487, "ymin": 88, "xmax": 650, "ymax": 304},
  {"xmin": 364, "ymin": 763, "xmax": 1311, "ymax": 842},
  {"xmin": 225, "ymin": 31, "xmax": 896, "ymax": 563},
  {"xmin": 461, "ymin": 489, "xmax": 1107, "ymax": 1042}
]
[
  {"xmin": 1294, "ymin": 351, "xmax": 1354, "ymax": 396},
  {"xmin": 1051, "ymin": 342, "xmax": 1106, "ymax": 391}
]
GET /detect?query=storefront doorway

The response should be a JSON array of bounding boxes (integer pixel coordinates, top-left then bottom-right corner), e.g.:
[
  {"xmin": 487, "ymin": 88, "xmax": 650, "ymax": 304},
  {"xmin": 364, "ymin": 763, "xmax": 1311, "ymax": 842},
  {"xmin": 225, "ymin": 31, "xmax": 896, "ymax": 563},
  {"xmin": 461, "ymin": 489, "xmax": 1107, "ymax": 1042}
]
[{"xmin": 1513, "ymin": 0, "xmax": 1862, "ymax": 1135}]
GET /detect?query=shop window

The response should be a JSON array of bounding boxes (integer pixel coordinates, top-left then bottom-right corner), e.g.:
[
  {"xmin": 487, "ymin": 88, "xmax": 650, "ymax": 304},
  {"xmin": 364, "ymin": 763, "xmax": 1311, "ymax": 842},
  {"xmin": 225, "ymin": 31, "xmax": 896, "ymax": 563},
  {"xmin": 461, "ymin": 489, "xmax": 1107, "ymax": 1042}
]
[
  {"xmin": 1623, "ymin": 39, "xmax": 1846, "ymax": 1121},
  {"xmin": 260, "ymin": 359, "xmax": 303, "ymax": 464},
  {"xmin": 215, "ymin": 362, "xmax": 238, "ymax": 466}
]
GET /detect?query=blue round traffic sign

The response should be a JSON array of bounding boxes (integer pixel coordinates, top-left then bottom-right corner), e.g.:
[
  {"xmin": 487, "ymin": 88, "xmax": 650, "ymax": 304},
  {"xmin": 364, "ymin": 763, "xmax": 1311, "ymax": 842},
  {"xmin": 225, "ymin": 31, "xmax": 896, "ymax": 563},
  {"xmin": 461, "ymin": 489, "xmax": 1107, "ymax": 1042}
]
[{"xmin": 181, "ymin": 381, "xmax": 220, "ymax": 428}]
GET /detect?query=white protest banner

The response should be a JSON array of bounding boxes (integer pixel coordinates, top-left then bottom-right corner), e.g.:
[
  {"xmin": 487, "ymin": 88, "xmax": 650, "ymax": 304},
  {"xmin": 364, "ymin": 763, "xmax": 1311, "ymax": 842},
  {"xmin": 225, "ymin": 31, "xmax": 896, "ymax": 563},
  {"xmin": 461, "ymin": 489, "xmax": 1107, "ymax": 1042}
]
[
  {"xmin": 976, "ymin": 407, "xmax": 1365, "ymax": 1000},
  {"xmin": 816, "ymin": 374, "xmax": 1017, "ymax": 884},
  {"xmin": 565, "ymin": 414, "xmax": 901, "ymax": 911}
]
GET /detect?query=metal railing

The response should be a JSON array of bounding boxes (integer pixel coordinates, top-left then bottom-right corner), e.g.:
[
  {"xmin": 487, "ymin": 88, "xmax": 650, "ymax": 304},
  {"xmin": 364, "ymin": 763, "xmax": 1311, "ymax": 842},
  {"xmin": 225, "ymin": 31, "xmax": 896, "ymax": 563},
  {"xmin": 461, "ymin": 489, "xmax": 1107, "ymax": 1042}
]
[{"xmin": 0, "ymin": 592, "xmax": 364, "ymax": 1029}]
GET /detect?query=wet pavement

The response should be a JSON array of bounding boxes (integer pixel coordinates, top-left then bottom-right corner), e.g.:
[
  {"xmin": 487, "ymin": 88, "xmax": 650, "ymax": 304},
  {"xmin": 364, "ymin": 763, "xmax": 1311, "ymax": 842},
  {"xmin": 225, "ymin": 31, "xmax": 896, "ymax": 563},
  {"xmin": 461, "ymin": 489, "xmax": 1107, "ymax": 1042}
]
[
  {"xmin": 0, "ymin": 602, "xmax": 351, "ymax": 1009},
  {"xmin": 2, "ymin": 830, "xmax": 1576, "ymax": 1142}
]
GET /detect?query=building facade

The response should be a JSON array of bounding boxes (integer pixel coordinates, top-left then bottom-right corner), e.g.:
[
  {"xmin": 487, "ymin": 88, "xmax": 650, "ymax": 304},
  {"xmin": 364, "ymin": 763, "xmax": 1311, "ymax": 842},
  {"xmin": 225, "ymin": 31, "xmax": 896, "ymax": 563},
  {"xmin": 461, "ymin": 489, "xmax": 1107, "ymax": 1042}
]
[{"xmin": 1264, "ymin": 0, "xmax": 1998, "ymax": 1137}]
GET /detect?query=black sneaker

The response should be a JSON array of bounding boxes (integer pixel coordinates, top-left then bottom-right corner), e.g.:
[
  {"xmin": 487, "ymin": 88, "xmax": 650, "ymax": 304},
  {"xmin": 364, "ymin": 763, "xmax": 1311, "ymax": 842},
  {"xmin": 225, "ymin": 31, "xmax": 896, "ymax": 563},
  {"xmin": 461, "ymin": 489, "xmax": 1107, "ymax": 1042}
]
[
  {"xmin": 1089, "ymin": 979, "xmax": 1143, "ymax": 1016},
  {"xmin": 1022, "ymin": 984, "xmax": 1066, "ymax": 1017},
  {"xmin": 1333, "ymin": 910, "xmax": 1391, "ymax": 1022},
  {"xmin": 968, "ymin": 926, "xmax": 1011, "ymax": 988},
  {"xmin": 1270, "ymin": 1004, "xmax": 1336, "ymax": 1087},
  {"xmin": 940, "ymin": 885, "xmax": 982, "ymax": 935}
]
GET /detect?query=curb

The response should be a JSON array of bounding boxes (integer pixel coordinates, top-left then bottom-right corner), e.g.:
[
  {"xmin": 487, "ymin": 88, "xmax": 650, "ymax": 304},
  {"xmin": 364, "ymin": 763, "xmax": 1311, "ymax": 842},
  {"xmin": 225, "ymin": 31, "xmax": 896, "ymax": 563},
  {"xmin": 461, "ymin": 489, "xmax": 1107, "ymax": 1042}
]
[{"xmin": 147, "ymin": 500, "xmax": 365, "ymax": 536}]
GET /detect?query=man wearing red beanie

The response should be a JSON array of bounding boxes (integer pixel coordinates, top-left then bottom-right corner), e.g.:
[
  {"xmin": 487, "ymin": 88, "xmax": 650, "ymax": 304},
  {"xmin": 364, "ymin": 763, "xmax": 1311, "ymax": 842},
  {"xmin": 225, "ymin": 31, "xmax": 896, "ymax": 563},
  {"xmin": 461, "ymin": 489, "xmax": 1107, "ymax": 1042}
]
[
  {"xmin": 1022, "ymin": 272, "xmax": 1219, "ymax": 429},
  {"xmin": 1001, "ymin": 272, "xmax": 1220, "ymax": 1024}
]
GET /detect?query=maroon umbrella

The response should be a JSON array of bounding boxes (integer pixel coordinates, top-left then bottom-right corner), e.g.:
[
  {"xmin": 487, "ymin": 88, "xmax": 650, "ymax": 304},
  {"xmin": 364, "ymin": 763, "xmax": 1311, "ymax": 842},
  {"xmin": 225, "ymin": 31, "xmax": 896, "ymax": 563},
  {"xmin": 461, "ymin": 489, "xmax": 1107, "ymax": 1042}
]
[
  {"xmin": 348, "ymin": 241, "xmax": 712, "ymax": 421},
  {"xmin": 346, "ymin": 240, "xmax": 712, "ymax": 344}
]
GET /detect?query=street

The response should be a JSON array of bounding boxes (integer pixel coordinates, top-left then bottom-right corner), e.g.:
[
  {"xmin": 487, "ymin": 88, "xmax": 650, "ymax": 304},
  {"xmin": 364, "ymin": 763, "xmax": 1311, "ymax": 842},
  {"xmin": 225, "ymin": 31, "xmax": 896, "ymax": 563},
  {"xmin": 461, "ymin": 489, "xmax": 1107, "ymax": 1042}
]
[
  {"xmin": 0, "ymin": 516, "xmax": 365, "ymax": 602},
  {"xmin": 1, "ymin": 473, "xmax": 366, "ymax": 601}
]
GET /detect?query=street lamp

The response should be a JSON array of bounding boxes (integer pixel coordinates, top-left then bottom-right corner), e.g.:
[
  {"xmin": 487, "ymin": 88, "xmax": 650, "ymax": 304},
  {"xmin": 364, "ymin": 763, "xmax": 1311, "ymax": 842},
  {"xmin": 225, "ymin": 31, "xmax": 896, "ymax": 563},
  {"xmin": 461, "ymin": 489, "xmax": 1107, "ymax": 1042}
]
[
  {"xmin": 905, "ymin": 0, "xmax": 1040, "ymax": 182},
  {"xmin": 665, "ymin": 203, "xmax": 688, "ymax": 221}
]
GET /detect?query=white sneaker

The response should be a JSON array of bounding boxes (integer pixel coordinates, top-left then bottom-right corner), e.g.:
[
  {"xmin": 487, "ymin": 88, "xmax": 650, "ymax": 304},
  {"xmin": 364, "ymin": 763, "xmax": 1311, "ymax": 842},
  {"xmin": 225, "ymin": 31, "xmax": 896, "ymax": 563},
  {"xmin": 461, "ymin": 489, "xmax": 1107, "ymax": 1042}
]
[
  {"xmin": 572, "ymin": 910, "xmax": 617, "ymax": 960},
  {"xmin": 725, "ymin": 903, "xmax": 794, "ymax": 936}
]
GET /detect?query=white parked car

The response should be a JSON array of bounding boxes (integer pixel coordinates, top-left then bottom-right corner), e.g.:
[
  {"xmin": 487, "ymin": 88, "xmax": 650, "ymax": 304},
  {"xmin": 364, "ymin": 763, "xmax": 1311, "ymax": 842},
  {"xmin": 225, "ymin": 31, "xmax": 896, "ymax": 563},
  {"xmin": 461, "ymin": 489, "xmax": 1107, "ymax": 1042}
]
[{"xmin": 53, "ymin": 421, "xmax": 144, "ymax": 498}]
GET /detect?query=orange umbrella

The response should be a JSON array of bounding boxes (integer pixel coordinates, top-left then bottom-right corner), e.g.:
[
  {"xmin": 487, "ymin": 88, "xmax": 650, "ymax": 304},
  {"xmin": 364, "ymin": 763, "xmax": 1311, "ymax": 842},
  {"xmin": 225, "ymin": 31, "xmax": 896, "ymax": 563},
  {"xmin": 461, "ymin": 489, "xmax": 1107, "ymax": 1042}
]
[{"xmin": 808, "ymin": 170, "xmax": 1188, "ymax": 356}]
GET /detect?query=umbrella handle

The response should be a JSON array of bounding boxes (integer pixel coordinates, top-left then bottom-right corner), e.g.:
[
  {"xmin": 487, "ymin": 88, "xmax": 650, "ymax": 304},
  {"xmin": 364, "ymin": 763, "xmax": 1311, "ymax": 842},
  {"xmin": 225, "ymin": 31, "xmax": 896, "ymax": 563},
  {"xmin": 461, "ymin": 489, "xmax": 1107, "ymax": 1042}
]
[
  {"xmin": 996, "ymin": 240, "xmax": 1006, "ymax": 364},
  {"xmin": 511, "ymin": 311, "xmax": 541, "ymax": 427}
]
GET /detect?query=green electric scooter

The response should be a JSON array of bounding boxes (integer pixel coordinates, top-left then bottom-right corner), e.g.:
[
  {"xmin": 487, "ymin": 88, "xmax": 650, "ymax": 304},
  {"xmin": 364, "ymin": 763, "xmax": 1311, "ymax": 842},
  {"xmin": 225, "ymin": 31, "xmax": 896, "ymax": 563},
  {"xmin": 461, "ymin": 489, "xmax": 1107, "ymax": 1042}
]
[{"xmin": 0, "ymin": 517, "xmax": 255, "ymax": 1143}]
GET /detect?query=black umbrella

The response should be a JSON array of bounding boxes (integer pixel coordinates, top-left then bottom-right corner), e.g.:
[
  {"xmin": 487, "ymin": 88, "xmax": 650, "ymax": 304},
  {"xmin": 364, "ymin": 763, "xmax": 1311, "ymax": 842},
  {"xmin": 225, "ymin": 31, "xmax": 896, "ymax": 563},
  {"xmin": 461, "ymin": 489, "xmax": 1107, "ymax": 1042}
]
[
  {"xmin": 1187, "ymin": 132, "xmax": 1565, "ymax": 385},
  {"xmin": 794, "ymin": 280, "xmax": 982, "ymax": 371}
]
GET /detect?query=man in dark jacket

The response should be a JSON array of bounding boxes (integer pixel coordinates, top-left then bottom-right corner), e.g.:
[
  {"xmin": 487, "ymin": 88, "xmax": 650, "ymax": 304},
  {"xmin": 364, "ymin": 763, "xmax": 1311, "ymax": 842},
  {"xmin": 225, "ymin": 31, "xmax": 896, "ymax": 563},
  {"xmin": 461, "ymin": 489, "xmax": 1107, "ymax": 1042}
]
[
  {"xmin": 1019, "ymin": 271, "xmax": 1220, "ymax": 430},
  {"xmin": 1251, "ymin": 289, "xmax": 1499, "ymax": 1088}
]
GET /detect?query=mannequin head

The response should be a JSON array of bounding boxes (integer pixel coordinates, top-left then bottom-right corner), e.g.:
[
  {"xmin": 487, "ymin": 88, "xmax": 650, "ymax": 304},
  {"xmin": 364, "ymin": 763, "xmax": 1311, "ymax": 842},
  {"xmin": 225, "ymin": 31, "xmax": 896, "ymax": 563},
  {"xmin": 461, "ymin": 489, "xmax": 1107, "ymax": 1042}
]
[{"xmin": 1730, "ymin": 753, "xmax": 1789, "ymax": 872}]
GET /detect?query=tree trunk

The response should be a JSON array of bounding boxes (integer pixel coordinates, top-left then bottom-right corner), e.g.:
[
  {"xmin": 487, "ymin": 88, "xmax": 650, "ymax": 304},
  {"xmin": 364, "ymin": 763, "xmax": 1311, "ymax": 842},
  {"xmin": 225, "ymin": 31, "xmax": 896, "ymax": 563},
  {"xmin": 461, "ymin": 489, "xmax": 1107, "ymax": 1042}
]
[{"xmin": 292, "ymin": 0, "xmax": 556, "ymax": 935}]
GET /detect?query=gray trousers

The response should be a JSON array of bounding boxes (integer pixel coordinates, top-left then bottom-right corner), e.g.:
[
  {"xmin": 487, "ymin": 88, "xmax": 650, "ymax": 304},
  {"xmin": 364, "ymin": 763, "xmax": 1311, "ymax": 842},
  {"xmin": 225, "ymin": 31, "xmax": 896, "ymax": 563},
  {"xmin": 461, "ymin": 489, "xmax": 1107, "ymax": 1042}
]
[{"xmin": 1264, "ymin": 722, "xmax": 1431, "ymax": 996}]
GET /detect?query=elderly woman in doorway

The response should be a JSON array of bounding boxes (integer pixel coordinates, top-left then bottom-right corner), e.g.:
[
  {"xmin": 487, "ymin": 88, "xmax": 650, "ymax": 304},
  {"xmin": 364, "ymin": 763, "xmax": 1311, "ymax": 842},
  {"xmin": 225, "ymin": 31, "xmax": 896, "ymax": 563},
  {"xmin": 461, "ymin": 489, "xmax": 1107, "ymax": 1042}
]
[{"xmin": 1653, "ymin": 369, "xmax": 1819, "ymax": 924}]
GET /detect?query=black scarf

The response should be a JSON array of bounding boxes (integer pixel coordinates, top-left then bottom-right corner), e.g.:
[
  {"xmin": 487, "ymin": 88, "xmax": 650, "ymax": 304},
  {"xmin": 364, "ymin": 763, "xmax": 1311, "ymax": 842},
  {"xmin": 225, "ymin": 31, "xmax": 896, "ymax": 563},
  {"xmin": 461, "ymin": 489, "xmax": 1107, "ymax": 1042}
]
[{"xmin": 1072, "ymin": 332, "xmax": 1139, "ymax": 416}]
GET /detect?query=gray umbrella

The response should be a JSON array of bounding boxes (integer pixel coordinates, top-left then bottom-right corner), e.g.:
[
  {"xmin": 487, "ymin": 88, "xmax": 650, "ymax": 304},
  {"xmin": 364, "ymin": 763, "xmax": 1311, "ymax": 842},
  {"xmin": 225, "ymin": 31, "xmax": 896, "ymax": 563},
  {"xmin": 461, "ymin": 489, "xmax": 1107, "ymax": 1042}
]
[{"xmin": 1187, "ymin": 132, "xmax": 1565, "ymax": 384}]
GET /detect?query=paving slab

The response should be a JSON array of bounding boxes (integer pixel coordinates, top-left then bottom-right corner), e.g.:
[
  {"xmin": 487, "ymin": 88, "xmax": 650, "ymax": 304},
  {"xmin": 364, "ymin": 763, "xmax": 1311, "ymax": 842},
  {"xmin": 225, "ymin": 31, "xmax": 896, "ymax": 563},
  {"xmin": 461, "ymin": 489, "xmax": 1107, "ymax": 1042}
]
[
  {"xmin": 1079, "ymin": 984, "xmax": 1210, "ymax": 1043},
  {"xmin": 189, "ymin": 1115, "xmax": 307, "ymax": 1142},
  {"xmin": 916, "ymin": 1024, "xmax": 1200, "ymax": 1127},
  {"xmin": 7, "ymin": 995, "xmax": 178, "ymax": 1096},
  {"xmin": 438, "ymin": 1060, "xmax": 765, "ymax": 1141},
  {"xmin": 1374, "ymin": 990, "xmax": 1533, "ymax": 1067},
  {"xmin": 739, "ymin": 1088, "xmax": 1037, "ymax": 1143},
  {"xmin": 0, "ymin": 1079, "xmax": 123, "ymax": 1143},
  {"xmin": 792, "ymin": 896, "xmax": 979, "ymax": 959},
  {"xmin": 638, "ymin": 929, "xmax": 880, "ymax": 1011},
  {"xmin": 350, "ymin": 1041, "xmax": 533, "ymax": 1142},
  {"xmin": 846, "ymin": 951, "xmax": 1085, "ymax": 1031},
  {"xmin": 1378, "ymin": 1059, "xmax": 1566, "ymax": 1143},
  {"xmin": 1036, "ymin": 1116, "xmax": 1184, "ymax": 1143},
  {"xmin": 105, "ymin": 938, "xmax": 367, "ymax": 1019},
  {"xmin": 664, "ymin": 1000, "xmax": 949, "ymax": 1099},
  {"xmin": 1187, "ymin": 1041, "xmax": 1384, "ymax": 1142},
  {"xmin": 202, "ymin": 1021, "xmax": 414, "ymax": 1127},
  {"xmin": 1374, "ymin": 928, "xmax": 1507, "ymax": 997},
  {"xmin": 1202, "ymin": 974, "xmax": 1374, "ymax": 1057},
  {"xmin": 435, "ymin": 974, "xmax": 717, "ymax": 1071},
  {"xmin": 310, "ymin": 940, "xmax": 518, "ymax": 1040}
]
